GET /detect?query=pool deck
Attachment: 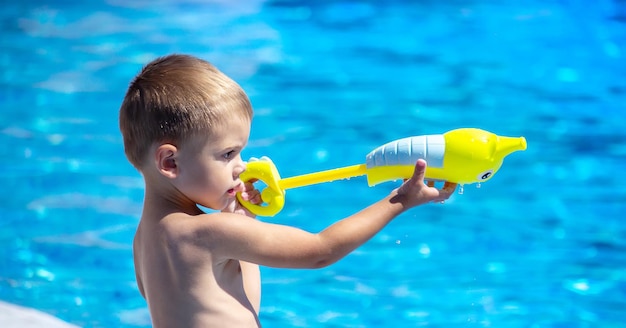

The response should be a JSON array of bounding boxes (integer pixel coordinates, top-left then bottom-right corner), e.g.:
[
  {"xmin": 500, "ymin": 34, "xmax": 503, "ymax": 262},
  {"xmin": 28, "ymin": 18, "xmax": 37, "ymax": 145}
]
[{"xmin": 0, "ymin": 301, "xmax": 78, "ymax": 328}]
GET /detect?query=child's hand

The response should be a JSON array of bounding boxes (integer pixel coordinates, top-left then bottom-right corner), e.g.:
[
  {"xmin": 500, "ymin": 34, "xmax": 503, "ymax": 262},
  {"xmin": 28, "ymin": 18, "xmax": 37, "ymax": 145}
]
[
  {"xmin": 395, "ymin": 159, "xmax": 457, "ymax": 207},
  {"xmin": 223, "ymin": 180, "xmax": 262, "ymax": 217}
]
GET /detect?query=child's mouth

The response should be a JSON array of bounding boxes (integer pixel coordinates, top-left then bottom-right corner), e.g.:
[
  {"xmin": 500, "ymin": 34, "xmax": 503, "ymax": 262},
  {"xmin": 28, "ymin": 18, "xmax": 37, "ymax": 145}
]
[{"xmin": 227, "ymin": 182, "xmax": 243, "ymax": 196}]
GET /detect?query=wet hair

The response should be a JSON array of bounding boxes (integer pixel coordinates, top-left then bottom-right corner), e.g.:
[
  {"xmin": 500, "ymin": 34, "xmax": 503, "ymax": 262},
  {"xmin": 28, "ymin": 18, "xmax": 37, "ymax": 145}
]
[{"xmin": 119, "ymin": 54, "xmax": 253, "ymax": 169}]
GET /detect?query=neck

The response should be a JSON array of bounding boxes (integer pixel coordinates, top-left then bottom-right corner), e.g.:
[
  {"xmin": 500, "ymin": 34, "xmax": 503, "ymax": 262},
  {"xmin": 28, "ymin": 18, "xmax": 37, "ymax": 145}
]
[{"xmin": 141, "ymin": 172, "xmax": 203, "ymax": 221}]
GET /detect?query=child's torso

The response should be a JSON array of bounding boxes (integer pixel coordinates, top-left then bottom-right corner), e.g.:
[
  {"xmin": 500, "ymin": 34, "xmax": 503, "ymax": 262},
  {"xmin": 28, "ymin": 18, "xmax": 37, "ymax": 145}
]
[{"xmin": 133, "ymin": 215, "xmax": 261, "ymax": 327}]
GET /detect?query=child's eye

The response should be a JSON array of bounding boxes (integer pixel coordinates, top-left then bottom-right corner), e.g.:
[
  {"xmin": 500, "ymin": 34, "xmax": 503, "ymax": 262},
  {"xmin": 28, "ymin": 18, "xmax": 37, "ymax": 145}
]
[{"xmin": 223, "ymin": 150, "xmax": 236, "ymax": 159}]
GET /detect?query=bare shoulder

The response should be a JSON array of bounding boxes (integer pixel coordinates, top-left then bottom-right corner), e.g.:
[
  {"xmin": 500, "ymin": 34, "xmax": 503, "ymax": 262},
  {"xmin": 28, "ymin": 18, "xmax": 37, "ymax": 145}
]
[
  {"xmin": 158, "ymin": 211, "xmax": 255, "ymax": 238},
  {"xmin": 153, "ymin": 211, "xmax": 257, "ymax": 258}
]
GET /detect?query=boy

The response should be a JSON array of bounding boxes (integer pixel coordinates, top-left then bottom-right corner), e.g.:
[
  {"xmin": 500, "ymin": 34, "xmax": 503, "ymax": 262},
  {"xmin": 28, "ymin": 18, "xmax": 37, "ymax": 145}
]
[{"xmin": 119, "ymin": 54, "xmax": 456, "ymax": 327}]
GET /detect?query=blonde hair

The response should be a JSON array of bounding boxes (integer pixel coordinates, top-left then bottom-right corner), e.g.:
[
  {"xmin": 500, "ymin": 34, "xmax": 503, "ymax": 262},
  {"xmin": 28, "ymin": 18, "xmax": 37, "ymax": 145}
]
[{"xmin": 119, "ymin": 54, "xmax": 253, "ymax": 169}]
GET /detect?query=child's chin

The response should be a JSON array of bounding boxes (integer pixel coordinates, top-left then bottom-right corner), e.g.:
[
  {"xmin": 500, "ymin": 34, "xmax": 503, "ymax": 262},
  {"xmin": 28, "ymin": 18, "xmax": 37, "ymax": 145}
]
[{"xmin": 216, "ymin": 198, "xmax": 237, "ymax": 212}]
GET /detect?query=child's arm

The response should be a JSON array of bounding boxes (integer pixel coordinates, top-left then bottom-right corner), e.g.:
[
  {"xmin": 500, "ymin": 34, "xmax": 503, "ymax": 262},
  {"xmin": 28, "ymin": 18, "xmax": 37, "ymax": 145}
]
[
  {"xmin": 301, "ymin": 159, "xmax": 456, "ymax": 267},
  {"xmin": 198, "ymin": 159, "xmax": 455, "ymax": 269}
]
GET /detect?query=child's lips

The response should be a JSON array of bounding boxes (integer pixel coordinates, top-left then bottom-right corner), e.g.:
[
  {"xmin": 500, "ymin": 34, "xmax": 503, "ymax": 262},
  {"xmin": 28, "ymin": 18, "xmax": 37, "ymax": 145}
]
[{"xmin": 227, "ymin": 182, "xmax": 242, "ymax": 196}]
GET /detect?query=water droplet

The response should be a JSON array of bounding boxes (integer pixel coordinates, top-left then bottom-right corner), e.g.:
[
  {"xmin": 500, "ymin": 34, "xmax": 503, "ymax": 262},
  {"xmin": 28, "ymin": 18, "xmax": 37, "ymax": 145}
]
[
  {"xmin": 476, "ymin": 183, "xmax": 481, "ymax": 189},
  {"xmin": 439, "ymin": 200, "xmax": 445, "ymax": 204},
  {"xmin": 459, "ymin": 184, "xmax": 464, "ymax": 194}
]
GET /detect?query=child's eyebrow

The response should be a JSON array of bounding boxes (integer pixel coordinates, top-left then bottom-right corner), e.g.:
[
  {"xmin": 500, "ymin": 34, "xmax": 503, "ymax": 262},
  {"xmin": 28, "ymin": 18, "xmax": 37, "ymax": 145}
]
[{"xmin": 220, "ymin": 143, "xmax": 245, "ymax": 152}]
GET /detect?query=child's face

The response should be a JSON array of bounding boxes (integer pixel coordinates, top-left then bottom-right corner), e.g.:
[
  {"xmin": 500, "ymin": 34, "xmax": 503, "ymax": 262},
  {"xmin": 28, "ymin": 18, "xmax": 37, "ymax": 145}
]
[{"xmin": 173, "ymin": 116, "xmax": 251, "ymax": 211}]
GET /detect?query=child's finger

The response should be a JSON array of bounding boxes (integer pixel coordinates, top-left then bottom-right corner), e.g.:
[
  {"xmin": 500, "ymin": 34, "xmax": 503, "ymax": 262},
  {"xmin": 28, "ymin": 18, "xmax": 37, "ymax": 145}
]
[
  {"xmin": 249, "ymin": 191, "xmax": 262, "ymax": 205},
  {"xmin": 244, "ymin": 181, "xmax": 257, "ymax": 191},
  {"xmin": 410, "ymin": 159, "xmax": 427, "ymax": 183},
  {"xmin": 241, "ymin": 190, "xmax": 262, "ymax": 204}
]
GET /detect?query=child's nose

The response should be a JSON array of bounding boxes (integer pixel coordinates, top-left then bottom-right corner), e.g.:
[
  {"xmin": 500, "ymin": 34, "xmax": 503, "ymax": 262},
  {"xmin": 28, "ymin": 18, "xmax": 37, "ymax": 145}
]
[{"xmin": 233, "ymin": 156, "xmax": 246, "ymax": 178}]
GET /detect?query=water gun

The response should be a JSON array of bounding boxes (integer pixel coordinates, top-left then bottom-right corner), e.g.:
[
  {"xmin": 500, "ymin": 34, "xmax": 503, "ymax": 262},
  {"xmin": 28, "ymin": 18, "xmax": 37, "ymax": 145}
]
[{"xmin": 237, "ymin": 128, "xmax": 527, "ymax": 216}]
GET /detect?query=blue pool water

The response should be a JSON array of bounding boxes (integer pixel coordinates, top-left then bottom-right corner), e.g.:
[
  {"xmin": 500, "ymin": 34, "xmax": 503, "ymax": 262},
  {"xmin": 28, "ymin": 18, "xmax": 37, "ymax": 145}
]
[{"xmin": 2, "ymin": 1, "xmax": 626, "ymax": 327}]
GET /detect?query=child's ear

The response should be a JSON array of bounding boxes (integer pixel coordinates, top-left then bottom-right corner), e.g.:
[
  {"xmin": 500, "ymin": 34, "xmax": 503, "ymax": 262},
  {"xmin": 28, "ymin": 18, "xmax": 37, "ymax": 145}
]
[{"xmin": 155, "ymin": 144, "xmax": 178, "ymax": 178}]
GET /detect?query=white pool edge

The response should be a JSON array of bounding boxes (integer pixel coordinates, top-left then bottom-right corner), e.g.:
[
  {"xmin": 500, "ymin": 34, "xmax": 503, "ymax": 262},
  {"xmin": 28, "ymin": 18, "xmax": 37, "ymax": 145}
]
[{"xmin": 0, "ymin": 301, "xmax": 79, "ymax": 328}]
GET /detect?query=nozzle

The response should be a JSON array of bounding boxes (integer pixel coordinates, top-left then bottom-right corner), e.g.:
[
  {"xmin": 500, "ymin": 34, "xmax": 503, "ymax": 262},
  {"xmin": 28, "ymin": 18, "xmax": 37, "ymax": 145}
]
[{"xmin": 494, "ymin": 136, "xmax": 527, "ymax": 161}]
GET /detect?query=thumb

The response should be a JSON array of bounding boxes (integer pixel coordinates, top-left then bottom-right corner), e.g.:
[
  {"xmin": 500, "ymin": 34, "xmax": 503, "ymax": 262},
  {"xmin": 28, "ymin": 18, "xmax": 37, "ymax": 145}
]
[{"xmin": 410, "ymin": 159, "xmax": 427, "ymax": 183}]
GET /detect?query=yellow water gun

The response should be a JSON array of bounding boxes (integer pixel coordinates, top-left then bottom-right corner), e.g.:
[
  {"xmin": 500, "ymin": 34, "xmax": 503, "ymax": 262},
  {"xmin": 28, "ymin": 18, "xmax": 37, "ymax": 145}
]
[{"xmin": 237, "ymin": 128, "xmax": 527, "ymax": 216}]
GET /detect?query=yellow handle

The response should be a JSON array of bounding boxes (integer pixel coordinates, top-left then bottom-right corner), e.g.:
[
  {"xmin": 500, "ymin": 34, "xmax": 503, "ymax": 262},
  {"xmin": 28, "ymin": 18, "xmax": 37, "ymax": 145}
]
[
  {"xmin": 236, "ymin": 158, "xmax": 286, "ymax": 217},
  {"xmin": 237, "ymin": 160, "xmax": 367, "ymax": 217}
]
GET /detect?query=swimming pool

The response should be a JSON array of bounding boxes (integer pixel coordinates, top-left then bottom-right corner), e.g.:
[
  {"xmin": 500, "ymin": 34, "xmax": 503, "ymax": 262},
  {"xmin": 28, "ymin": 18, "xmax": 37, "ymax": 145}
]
[{"xmin": 1, "ymin": 0, "xmax": 625, "ymax": 326}]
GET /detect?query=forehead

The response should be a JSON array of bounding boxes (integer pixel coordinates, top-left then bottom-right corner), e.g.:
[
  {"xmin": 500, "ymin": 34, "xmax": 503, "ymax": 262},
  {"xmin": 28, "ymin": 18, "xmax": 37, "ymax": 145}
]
[{"xmin": 192, "ymin": 115, "xmax": 251, "ymax": 150}]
